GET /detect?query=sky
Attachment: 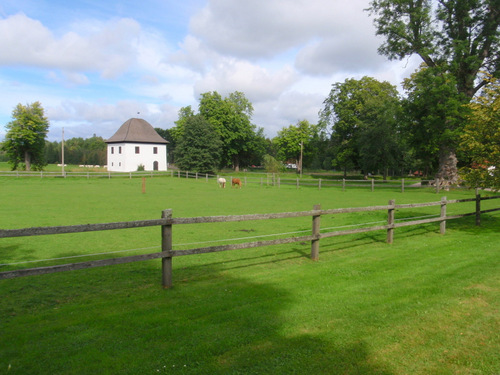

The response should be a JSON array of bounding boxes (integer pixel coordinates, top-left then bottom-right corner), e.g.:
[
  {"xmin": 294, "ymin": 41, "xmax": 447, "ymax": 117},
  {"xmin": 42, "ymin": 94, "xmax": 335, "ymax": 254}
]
[{"xmin": 0, "ymin": 0, "xmax": 422, "ymax": 142}]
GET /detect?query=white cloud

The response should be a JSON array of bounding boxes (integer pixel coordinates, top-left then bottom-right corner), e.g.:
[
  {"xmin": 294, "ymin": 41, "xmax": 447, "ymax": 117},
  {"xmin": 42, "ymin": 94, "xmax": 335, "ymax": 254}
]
[
  {"xmin": 295, "ymin": 34, "xmax": 387, "ymax": 76},
  {"xmin": 189, "ymin": 0, "xmax": 375, "ymax": 62},
  {"xmin": 46, "ymin": 99, "xmax": 179, "ymax": 140},
  {"xmin": 193, "ymin": 59, "xmax": 298, "ymax": 103},
  {"xmin": 0, "ymin": 0, "xmax": 423, "ymax": 143},
  {"xmin": 0, "ymin": 13, "xmax": 141, "ymax": 79}
]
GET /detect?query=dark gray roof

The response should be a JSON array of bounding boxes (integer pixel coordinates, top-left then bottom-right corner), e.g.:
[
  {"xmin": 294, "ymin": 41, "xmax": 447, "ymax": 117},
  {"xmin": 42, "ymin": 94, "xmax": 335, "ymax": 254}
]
[{"xmin": 106, "ymin": 118, "xmax": 168, "ymax": 144}]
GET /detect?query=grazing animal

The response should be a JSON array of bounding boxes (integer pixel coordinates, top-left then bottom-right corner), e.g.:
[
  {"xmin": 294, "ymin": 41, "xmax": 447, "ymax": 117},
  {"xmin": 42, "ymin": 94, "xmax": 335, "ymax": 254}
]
[
  {"xmin": 218, "ymin": 177, "xmax": 226, "ymax": 188},
  {"xmin": 232, "ymin": 178, "xmax": 242, "ymax": 188}
]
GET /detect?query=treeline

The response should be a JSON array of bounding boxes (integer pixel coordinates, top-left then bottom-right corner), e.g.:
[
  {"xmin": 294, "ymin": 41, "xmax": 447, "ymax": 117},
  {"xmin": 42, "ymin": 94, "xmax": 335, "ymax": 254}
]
[{"xmin": 44, "ymin": 135, "xmax": 107, "ymax": 166}]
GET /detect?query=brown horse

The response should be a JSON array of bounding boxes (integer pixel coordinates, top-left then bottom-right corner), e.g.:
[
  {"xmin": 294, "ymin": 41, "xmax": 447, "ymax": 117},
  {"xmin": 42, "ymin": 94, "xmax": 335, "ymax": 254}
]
[{"xmin": 231, "ymin": 178, "xmax": 242, "ymax": 188}]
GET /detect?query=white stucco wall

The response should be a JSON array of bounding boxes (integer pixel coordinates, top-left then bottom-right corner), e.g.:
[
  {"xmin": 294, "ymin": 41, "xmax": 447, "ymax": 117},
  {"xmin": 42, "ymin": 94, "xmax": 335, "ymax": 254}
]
[{"xmin": 107, "ymin": 143, "xmax": 167, "ymax": 172}]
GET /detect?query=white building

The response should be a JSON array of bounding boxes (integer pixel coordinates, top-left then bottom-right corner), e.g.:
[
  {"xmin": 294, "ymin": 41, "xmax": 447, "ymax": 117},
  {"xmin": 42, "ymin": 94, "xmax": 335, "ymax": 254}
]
[{"xmin": 106, "ymin": 118, "xmax": 168, "ymax": 172}]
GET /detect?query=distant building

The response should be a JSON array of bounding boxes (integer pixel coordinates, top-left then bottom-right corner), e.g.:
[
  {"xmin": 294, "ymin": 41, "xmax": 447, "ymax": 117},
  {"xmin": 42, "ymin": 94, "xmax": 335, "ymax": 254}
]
[{"xmin": 106, "ymin": 118, "xmax": 168, "ymax": 172}]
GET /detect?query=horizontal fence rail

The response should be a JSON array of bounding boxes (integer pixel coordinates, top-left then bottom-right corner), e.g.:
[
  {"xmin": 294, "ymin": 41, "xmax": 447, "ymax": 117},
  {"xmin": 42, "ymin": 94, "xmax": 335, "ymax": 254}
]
[
  {"xmin": 1, "ymin": 195, "xmax": 499, "ymax": 287},
  {"xmin": 0, "ymin": 169, "xmax": 482, "ymax": 192}
]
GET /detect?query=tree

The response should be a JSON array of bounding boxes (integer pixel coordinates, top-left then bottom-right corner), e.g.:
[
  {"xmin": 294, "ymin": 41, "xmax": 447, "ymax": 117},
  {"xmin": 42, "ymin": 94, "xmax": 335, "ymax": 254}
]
[
  {"xmin": 237, "ymin": 126, "xmax": 268, "ymax": 168},
  {"xmin": 2, "ymin": 102, "xmax": 49, "ymax": 170},
  {"xmin": 154, "ymin": 127, "xmax": 175, "ymax": 164},
  {"xmin": 199, "ymin": 91, "xmax": 255, "ymax": 171},
  {"xmin": 459, "ymin": 75, "xmax": 500, "ymax": 190},
  {"xmin": 403, "ymin": 66, "xmax": 470, "ymax": 181},
  {"xmin": 169, "ymin": 106, "xmax": 195, "ymax": 144},
  {"xmin": 357, "ymin": 88, "xmax": 405, "ymax": 180},
  {"xmin": 319, "ymin": 77, "xmax": 403, "ymax": 178},
  {"xmin": 273, "ymin": 120, "xmax": 316, "ymax": 174},
  {"xmin": 175, "ymin": 114, "xmax": 222, "ymax": 173},
  {"xmin": 262, "ymin": 154, "xmax": 285, "ymax": 174},
  {"xmin": 368, "ymin": 0, "xmax": 500, "ymax": 183}
]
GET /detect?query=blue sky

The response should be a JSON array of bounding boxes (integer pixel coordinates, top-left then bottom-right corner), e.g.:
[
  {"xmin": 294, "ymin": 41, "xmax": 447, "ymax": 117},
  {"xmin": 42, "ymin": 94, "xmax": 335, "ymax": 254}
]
[{"xmin": 0, "ymin": 0, "xmax": 420, "ymax": 142}]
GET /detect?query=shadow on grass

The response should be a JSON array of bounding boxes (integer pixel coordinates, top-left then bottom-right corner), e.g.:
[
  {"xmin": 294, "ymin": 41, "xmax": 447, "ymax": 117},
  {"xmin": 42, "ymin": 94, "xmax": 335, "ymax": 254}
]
[
  {"xmin": 0, "ymin": 244, "xmax": 36, "ymax": 270},
  {"xmin": 0, "ymin": 262, "xmax": 394, "ymax": 375},
  {"xmin": 446, "ymin": 213, "xmax": 500, "ymax": 234}
]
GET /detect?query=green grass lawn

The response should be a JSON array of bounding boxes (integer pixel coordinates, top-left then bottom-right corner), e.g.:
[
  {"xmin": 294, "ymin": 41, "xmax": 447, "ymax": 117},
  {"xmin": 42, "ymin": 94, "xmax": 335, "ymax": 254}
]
[{"xmin": 1, "ymin": 176, "xmax": 499, "ymax": 374}]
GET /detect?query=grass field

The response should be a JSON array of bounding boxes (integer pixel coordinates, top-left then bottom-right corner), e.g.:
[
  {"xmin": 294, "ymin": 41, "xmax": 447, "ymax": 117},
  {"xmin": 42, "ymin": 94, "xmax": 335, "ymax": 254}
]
[{"xmin": 1, "ymin": 176, "xmax": 499, "ymax": 374}]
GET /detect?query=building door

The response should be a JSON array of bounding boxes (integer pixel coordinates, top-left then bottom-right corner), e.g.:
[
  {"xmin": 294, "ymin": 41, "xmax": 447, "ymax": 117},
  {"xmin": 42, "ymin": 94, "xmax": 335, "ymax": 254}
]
[{"xmin": 153, "ymin": 161, "xmax": 159, "ymax": 171}]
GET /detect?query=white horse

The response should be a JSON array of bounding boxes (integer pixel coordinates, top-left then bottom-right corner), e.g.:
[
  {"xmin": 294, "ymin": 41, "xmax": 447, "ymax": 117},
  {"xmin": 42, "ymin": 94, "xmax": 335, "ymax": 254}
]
[{"xmin": 218, "ymin": 177, "xmax": 226, "ymax": 188}]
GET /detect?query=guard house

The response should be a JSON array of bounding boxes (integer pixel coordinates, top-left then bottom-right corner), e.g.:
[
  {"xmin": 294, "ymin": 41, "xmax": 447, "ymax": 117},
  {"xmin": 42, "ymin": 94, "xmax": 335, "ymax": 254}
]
[{"xmin": 106, "ymin": 118, "xmax": 168, "ymax": 172}]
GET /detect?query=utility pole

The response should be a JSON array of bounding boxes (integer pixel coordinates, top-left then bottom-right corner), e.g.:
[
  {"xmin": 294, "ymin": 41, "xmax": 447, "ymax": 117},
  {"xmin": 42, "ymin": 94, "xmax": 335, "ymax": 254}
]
[
  {"xmin": 61, "ymin": 127, "xmax": 65, "ymax": 176},
  {"xmin": 299, "ymin": 141, "xmax": 303, "ymax": 178}
]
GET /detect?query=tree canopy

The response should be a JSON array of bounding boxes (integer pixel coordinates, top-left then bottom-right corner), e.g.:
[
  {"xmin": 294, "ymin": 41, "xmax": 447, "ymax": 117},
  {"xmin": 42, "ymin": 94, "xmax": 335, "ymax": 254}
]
[
  {"xmin": 174, "ymin": 114, "xmax": 222, "ymax": 174},
  {"xmin": 459, "ymin": 75, "xmax": 500, "ymax": 190},
  {"xmin": 319, "ymin": 77, "xmax": 404, "ymax": 178},
  {"xmin": 369, "ymin": 0, "xmax": 499, "ymax": 98},
  {"xmin": 199, "ymin": 91, "xmax": 256, "ymax": 171},
  {"xmin": 2, "ymin": 102, "xmax": 49, "ymax": 171},
  {"xmin": 403, "ymin": 65, "xmax": 470, "ymax": 180},
  {"xmin": 368, "ymin": 0, "xmax": 499, "ymax": 184},
  {"xmin": 273, "ymin": 120, "xmax": 316, "ymax": 174}
]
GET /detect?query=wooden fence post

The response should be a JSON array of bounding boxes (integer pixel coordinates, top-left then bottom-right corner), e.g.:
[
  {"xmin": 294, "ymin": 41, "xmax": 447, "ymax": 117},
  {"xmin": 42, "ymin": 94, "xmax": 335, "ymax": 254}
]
[
  {"xmin": 401, "ymin": 178, "xmax": 405, "ymax": 193},
  {"xmin": 161, "ymin": 209, "xmax": 173, "ymax": 289},
  {"xmin": 476, "ymin": 193, "xmax": 481, "ymax": 226},
  {"xmin": 342, "ymin": 178, "xmax": 346, "ymax": 192},
  {"xmin": 318, "ymin": 178, "xmax": 322, "ymax": 190},
  {"xmin": 387, "ymin": 199, "xmax": 395, "ymax": 244},
  {"xmin": 440, "ymin": 196, "xmax": 447, "ymax": 234},
  {"xmin": 177, "ymin": 170, "xmax": 180, "ymax": 178},
  {"xmin": 371, "ymin": 179, "xmax": 375, "ymax": 192},
  {"xmin": 278, "ymin": 177, "xmax": 280, "ymax": 188},
  {"xmin": 296, "ymin": 178, "xmax": 299, "ymax": 189},
  {"xmin": 311, "ymin": 204, "xmax": 321, "ymax": 260}
]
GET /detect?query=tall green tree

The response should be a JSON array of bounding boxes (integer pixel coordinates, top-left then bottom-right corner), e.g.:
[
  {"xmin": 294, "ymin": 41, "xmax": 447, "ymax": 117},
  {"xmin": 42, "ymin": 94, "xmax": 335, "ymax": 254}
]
[
  {"xmin": 403, "ymin": 66, "xmax": 470, "ymax": 181},
  {"xmin": 199, "ymin": 91, "xmax": 255, "ymax": 171},
  {"xmin": 169, "ymin": 106, "xmax": 195, "ymax": 144},
  {"xmin": 319, "ymin": 77, "xmax": 403, "ymax": 178},
  {"xmin": 175, "ymin": 114, "xmax": 222, "ymax": 174},
  {"xmin": 273, "ymin": 120, "xmax": 316, "ymax": 174},
  {"xmin": 368, "ymin": 0, "xmax": 500, "ymax": 183},
  {"xmin": 459, "ymin": 75, "xmax": 500, "ymax": 190},
  {"xmin": 2, "ymin": 102, "xmax": 49, "ymax": 170},
  {"xmin": 154, "ymin": 127, "xmax": 175, "ymax": 164}
]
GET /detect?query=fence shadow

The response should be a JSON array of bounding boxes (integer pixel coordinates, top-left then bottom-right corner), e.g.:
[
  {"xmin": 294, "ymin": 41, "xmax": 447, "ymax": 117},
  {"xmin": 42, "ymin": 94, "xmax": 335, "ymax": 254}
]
[
  {"xmin": 446, "ymin": 213, "xmax": 500, "ymax": 234},
  {"xmin": 0, "ymin": 244, "xmax": 34, "ymax": 270}
]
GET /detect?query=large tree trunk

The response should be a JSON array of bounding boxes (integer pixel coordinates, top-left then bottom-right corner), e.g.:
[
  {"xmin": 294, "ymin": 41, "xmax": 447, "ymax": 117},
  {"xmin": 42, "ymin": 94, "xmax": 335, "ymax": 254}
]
[
  {"xmin": 435, "ymin": 148, "xmax": 459, "ymax": 189},
  {"xmin": 24, "ymin": 151, "xmax": 31, "ymax": 171},
  {"xmin": 232, "ymin": 155, "xmax": 240, "ymax": 172}
]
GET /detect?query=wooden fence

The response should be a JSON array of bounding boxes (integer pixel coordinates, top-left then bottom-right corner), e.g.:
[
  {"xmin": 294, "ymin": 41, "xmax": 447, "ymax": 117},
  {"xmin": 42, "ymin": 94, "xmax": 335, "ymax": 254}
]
[
  {"xmin": 0, "ymin": 169, "xmax": 462, "ymax": 192},
  {"xmin": 1, "ymin": 195, "xmax": 499, "ymax": 287}
]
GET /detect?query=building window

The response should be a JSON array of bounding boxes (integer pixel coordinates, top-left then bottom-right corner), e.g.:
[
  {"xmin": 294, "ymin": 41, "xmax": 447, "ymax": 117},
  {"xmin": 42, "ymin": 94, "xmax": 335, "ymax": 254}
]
[
  {"xmin": 135, "ymin": 146, "xmax": 140, "ymax": 154},
  {"xmin": 153, "ymin": 147, "xmax": 158, "ymax": 154},
  {"xmin": 119, "ymin": 146, "xmax": 122, "ymax": 154},
  {"xmin": 111, "ymin": 147, "xmax": 114, "ymax": 154}
]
